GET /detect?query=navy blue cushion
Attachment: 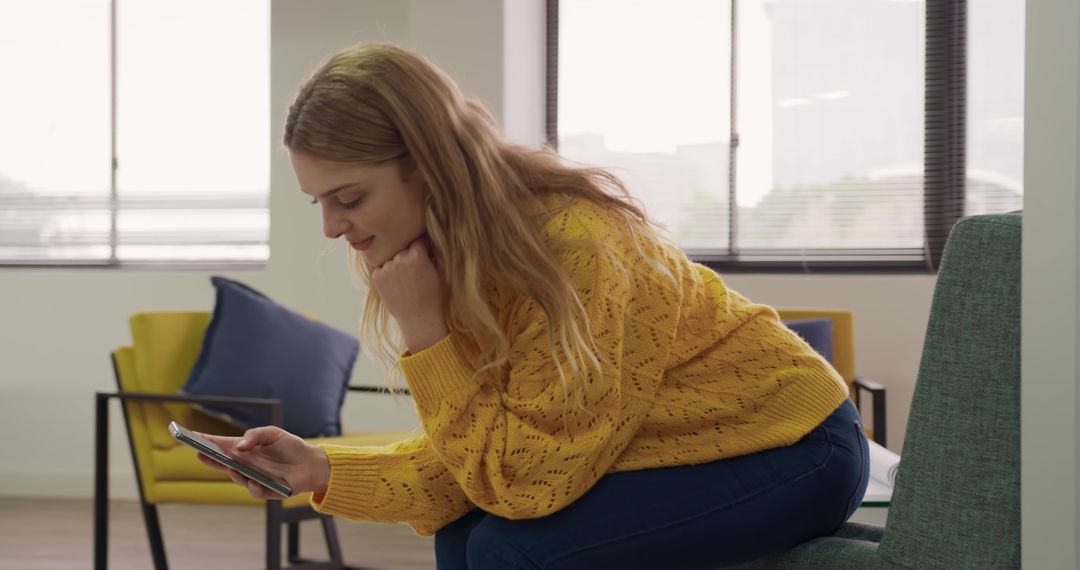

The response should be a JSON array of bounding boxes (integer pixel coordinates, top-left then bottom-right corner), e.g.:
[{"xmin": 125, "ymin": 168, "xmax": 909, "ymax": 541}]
[
  {"xmin": 181, "ymin": 276, "xmax": 359, "ymax": 437},
  {"xmin": 783, "ymin": 318, "xmax": 834, "ymax": 364}
]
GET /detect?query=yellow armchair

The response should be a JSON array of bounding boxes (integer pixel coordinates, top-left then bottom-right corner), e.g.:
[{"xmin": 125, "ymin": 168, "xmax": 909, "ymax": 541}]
[
  {"xmin": 94, "ymin": 311, "xmax": 414, "ymax": 569},
  {"xmin": 777, "ymin": 308, "xmax": 886, "ymax": 445}
]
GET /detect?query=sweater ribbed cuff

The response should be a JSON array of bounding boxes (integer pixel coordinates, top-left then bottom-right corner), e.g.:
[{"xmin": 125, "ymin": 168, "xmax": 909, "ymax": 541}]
[
  {"xmin": 766, "ymin": 367, "xmax": 852, "ymax": 444},
  {"xmin": 309, "ymin": 445, "xmax": 383, "ymax": 518},
  {"xmin": 399, "ymin": 334, "xmax": 477, "ymax": 416}
]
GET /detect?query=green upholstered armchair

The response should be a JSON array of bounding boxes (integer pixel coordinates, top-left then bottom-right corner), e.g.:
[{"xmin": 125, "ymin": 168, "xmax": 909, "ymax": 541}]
[{"xmin": 737, "ymin": 212, "xmax": 1021, "ymax": 568}]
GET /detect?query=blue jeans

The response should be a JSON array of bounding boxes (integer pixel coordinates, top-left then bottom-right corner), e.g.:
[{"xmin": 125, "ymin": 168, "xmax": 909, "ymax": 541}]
[{"xmin": 434, "ymin": 399, "xmax": 869, "ymax": 569}]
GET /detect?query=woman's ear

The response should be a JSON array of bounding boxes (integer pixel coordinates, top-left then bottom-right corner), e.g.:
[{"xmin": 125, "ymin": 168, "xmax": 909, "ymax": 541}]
[
  {"xmin": 400, "ymin": 156, "xmax": 434, "ymax": 199},
  {"xmin": 398, "ymin": 154, "xmax": 420, "ymax": 181}
]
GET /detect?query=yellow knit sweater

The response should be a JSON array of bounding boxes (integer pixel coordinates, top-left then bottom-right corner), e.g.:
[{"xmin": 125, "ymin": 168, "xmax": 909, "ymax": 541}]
[{"xmin": 311, "ymin": 194, "xmax": 849, "ymax": 536}]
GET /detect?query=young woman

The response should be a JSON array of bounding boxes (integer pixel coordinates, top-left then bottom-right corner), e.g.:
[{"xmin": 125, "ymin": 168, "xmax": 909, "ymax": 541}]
[{"xmin": 199, "ymin": 43, "xmax": 869, "ymax": 569}]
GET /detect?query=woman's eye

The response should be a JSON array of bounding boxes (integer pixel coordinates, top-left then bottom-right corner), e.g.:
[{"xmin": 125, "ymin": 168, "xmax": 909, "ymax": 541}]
[{"xmin": 338, "ymin": 195, "xmax": 363, "ymax": 209}]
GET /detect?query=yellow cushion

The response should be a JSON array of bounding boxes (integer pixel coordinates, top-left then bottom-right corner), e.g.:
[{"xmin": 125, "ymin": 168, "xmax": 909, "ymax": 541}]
[
  {"xmin": 128, "ymin": 312, "xmax": 231, "ymax": 449},
  {"xmin": 152, "ymin": 446, "xmax": 237, "ymax": 481},
  {"xmin": 151, "ymin": 481, "xmax": 314, "ymax": 508}
]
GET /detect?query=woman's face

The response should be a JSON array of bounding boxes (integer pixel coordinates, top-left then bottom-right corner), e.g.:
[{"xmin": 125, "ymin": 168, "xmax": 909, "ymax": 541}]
[{"xmin": 290, "ymin": 151, "xmax": 428, "ymax": 269}]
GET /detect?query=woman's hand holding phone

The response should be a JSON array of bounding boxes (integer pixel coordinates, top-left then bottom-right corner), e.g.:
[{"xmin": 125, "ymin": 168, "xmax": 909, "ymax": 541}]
[{"xmin": 196, "ymin": 426, "xmax": 331, "ymax": 500}]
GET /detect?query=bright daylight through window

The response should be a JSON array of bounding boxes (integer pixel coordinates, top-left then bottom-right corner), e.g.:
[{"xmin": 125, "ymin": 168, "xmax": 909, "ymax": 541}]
[
  {"xmin": 557, "ymin": 0, "xmax": 1023, "ymax": 270},
  {"xmin": 0, "ymin": 0, "xmax": 269, "ymax": 266}
]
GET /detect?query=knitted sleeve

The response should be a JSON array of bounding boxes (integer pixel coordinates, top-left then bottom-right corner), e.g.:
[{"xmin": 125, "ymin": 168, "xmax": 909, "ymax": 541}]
[
  {"xmin": 310, "ymin": 432, "xmax": 475, "ymax": 536},
  {"xmin": 398, "ymin": 235, "xmax": 670, "ymax": 520}
]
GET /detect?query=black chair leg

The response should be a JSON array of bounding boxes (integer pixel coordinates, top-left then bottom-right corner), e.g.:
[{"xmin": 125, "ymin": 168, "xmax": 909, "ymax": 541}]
[
  {"xmin": 140, "ymin": 503, "xmax": 168, "ymax": 570},
  {"xmin": 267, "ymin": 502, "xmax": 283, "ymax": 570},
  {"xmin": 288, "ymin": 521, "xmax": 301, "ymax": 563},
  {"xmin": 872, "ymin": 390, "xmax": 887, "ymax": 447},
  {"xmin": 321, "ymin": 515, "xmax": 345, "ymax": 566},
  {"xmin": 268, "ymin": 503, "xmax": 357, "ymax": 569}
]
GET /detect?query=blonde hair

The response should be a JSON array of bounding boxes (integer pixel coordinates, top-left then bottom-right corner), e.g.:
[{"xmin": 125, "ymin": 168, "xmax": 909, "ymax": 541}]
[{"xmin": 284, "ymin": 43, "xmax": 664, "ymax": 408}]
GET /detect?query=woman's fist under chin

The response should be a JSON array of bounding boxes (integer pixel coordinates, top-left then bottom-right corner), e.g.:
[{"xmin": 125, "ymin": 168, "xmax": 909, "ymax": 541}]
[{"xmin": 370, "ymin": 236, "xmax": 450, "ymax": 354}]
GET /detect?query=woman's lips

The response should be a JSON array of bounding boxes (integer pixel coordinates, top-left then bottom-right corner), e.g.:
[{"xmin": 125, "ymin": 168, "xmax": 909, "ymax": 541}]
[{"xmin": 351, "ymin": 237, "xmax": 374, "ymax": 251}]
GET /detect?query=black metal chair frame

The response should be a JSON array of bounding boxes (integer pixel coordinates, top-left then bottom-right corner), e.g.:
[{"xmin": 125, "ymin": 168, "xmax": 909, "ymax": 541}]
[
  {"xmin": 93, "ymin": 354, "xmax": 410, "ymax": 570},
  {"xmin": 853, "ymin": 377, "xmax": 887, "ymax": 446}
]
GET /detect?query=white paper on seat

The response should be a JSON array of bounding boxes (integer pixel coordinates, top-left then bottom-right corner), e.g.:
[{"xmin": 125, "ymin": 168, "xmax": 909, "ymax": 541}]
[
  {"xmin": 861, "ymin": 439, "xmax": 901, "ymax": 504},
  {"xmin": 868, "ymin": 439, "xmax": 900, "ymax": 486}
]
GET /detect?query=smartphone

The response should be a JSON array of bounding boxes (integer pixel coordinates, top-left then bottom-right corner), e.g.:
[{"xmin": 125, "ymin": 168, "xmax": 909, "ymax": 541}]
[{"xmin": 168, "ymin": 421, "xmax": 294, "ymax": 498}]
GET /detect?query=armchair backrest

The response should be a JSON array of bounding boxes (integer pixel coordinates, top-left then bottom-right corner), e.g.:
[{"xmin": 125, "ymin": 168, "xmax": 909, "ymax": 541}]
[
  {"xmin": 878, "ymin": 213, "xmax": 1021, "ymax": 567},
  {"xmin": 776, "ymin": 308, "xmax": 856, "ymax": 383},
  {"xmin": 113, "ymin": 311, "xmax": 242, "ymax": 495}
]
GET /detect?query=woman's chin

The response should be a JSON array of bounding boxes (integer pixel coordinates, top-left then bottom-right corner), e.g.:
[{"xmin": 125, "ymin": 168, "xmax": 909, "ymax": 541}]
[{"xmin": 362, "ymin": 251, "xmax": 395, "ymax": 272}]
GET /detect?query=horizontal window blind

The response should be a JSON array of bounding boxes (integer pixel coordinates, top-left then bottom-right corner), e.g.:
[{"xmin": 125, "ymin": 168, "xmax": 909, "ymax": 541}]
[
  {"xmin": 556, "ymin": 0, "xmax": 734, "ymax": 255},
  {"xmin": 0, "ymin": 193, "xmax": 268, "ymax": 264},
  {"xmin": 0, "ymin": 0, "xmax": 112, "ymax": 264},
  {"xmin": 0, "ymin": 0, "xmax": 269, "ymax": 267},
  {"xmin": 550, "ymin": 0, "xmax": 1023, "ymax": 272}
]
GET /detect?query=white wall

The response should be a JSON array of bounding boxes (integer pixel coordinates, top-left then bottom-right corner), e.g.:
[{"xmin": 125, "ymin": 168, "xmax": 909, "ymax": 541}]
[
  {"xmin": 0, "ymin": 0, "xmax": 930, "ymax": 501},
  {"xmin": 1022, "ymin": 0, "xmax": 1080, "ymax": 566}
]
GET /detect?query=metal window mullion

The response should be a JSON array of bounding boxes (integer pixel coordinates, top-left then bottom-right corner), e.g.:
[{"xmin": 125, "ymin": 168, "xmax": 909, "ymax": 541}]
[
  {"xmin": 545, "ymin": 0, "xmax": 559, "ymax": 149},
  {"xmin": 109, "ymin": 0, "xmax": 119, "ymax": 265},
  {"xmin": 728, "ymin": 0, "xmax": 739, "ymax": 256}
]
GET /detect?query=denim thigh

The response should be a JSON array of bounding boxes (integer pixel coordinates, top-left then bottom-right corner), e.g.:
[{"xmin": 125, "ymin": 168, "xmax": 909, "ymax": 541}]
[{"xmin": 435, "ymin": 399, "xmax": 869, "ymax": 570}]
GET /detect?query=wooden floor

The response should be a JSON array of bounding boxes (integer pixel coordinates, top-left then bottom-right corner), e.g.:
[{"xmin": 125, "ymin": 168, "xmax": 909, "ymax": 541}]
[{"xmin": 0, "ymin": 497, "xmax": 436, "ymax": 570}]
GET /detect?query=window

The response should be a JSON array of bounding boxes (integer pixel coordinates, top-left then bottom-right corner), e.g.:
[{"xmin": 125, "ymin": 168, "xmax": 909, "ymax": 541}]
[
  {"xmin": 966, "ymin": 0, "xmax": 1025, "ymax": 217},
  {"xmin": 551, "ymin": 0, "xmax": 1023, "ymax": 272},
  {"xmin": 0, "ymin": 0, "xmax": 269, "ymax": 267}
]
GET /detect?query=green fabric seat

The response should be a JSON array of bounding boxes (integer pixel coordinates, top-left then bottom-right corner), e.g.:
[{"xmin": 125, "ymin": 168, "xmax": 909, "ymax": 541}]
[{"xmin": 737, "ymin": 212, "xmax": 1021, "ymax": 569}]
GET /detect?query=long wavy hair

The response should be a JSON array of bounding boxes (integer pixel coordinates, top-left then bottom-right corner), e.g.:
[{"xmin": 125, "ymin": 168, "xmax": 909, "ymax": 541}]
[{"xmin": 284, "ymin": 43, "xmax": 666, "ymax": 406}]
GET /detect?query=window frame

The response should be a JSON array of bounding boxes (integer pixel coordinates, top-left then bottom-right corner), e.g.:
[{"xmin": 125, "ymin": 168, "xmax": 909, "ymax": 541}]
[
  {"xmin": 0, "ymin": 0, "xmax": 270, "ymax": 270},
  {"xmin": 546, "ymin": 0, "xmax": 970, "ymax": 274}
]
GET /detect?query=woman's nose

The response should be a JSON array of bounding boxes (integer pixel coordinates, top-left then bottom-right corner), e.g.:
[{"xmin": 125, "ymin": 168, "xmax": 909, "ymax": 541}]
[{"xmin": 322, "ymin": 210, "xmax": 349, "ymax": 239}]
